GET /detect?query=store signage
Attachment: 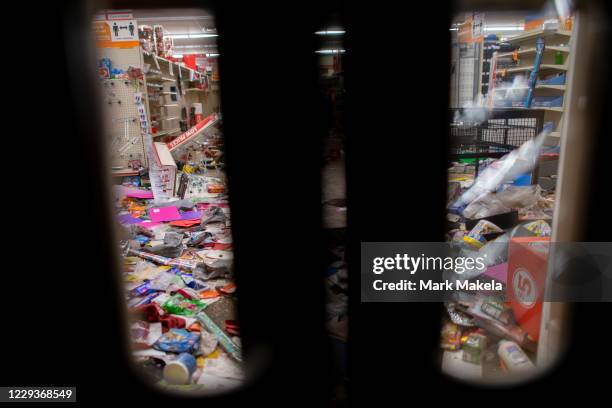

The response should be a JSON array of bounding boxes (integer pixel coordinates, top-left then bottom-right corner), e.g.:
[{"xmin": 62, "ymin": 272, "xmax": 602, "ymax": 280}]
[
  {"xmin": 149, "ymin": 164, "xmax": 176, "ymax": 203},
  {"xmin": 93, "ymin": 18, "xmax": 139, "ymax": 49},
  {"xmin": 167, "ymin": 114, "xmax": 219, "ymax": 152},
  {"xmin": 458, "ymin": 15, "xmax": 484, "ymax": 43},
  {"xmin": 472, "ymin": 13, "xmax": 484, "ymax": 38},
  {"xmin": 95, "ymin": 10, "xmax": 134, "ymax": 20}
]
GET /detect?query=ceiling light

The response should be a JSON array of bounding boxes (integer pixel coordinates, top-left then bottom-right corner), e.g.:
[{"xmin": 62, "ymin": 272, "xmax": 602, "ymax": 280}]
[
  {"xmin": 315, "ymin": 49, "xmax": 345, "ymax": 54},
  {"xmin": 174, "ymin": 44, "xmax": 217, "ymax": 49},
  {"xmin": 483, "ymin": 26, "xmax": 524, "ymax": 31},
  {"xmin": 167, "ymin": 33, "xmax": 219, "ymax": 39},
  {"xmin": 188, "ymin": 33, "xmax": 219, "ymax": 38},
  {"xmin": 315, "ymin": 30, "xmax": 345, "ymax": 35}
]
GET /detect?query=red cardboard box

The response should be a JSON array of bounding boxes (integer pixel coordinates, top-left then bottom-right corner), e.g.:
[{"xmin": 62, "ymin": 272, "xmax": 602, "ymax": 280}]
[{"xmin": 507, "ymin": 236, "xmax": 550, "ymax": 341}]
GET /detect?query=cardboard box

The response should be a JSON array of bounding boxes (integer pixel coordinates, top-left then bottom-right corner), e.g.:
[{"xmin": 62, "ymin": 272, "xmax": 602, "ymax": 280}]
[
  {"xmin": 150, "ymin": 142, "xmax": 177, "ymax": 201},
  {"xmin": 507, "ymin": 237, "xmax": 550, "ymax": 341}
]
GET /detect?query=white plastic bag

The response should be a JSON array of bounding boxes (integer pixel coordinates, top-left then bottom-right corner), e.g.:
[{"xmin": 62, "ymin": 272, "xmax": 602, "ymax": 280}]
[
  {"xmin": 455, "ymin": 132, "xmax": 547, "ymax": 209},
  {"xmin": 463, "ymin": 185, "xmax": 542, "ymax": 219}
]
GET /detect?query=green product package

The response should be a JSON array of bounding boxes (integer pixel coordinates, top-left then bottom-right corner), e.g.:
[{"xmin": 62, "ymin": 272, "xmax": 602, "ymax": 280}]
[
  {"xmin": 162, "ymin": 293, "xmax": 206, "ymax": 316},
  {"xmin": 462, "ymin": 333, "xmax": 486, "ymax": 364}
]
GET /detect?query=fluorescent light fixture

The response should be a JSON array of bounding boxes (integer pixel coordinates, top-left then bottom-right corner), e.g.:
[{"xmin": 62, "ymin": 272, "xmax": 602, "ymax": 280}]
[
  {"xmin": 315, "ymin": 29, "xmax": 345, "ymax": 35},
  {"xmin": 167, "ymin": 33, "xmax": 219, "ymax": 39},
  {"xmin": 449, "ymin": 28, "xmax": 458, "ymax": 31},
  {"xmin": 179, "ymin": 52, "xmax": 220, "ymax": 57},
  {"xmin": 189, "ymin": 33, "xmax": 219, "ymax": 38},
  {"xmin": 172, "ymin": 54, "xmax": 183, "ymax": 58},
  {"xmin": 315, "ymin": 49, "xmax": 345, "ymax": 54},
  {"xmin": 484, "ymin": 25, "xmax": 524, "ymax": 31},
  {"xmin": 174, "ymin": 44, "xmax": 217, "ymax": 49}
]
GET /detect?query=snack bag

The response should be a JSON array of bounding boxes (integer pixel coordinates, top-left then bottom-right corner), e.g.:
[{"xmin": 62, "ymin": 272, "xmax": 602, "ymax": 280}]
[
  {"xmin": 523, "ymin": 220, "xmax": 551, "ymax": 237},
  {"xmin": 162, "ymin": 294, "xmax": 207, "ymax": 316},
  {"xmin": 464, "ymin": 220, "xmax": 503, "ymax": 249},
  {"xmin": 154, "ymin": 328, "xmax": 200, "ymax": 353}
]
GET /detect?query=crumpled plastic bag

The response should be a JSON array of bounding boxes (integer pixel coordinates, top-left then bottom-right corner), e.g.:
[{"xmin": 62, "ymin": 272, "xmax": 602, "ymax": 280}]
[
  {"xmin": 455, "ymin": 132, "xmax": 547, "ymax": 209},
  {"xmin": 445, "ymin": 233, "xmax": 509, "ymax": 282},
  {"xmin": 150, "ymin": 270, "xmax": 185, "ymax": 291},
  {"xmin": 192, "ymin": 256, "xmax": 233, "ymax": 280},
  {"xmin": 142, "ymin": 244, "xmax": 184, "ymax": 259},
  {"xmin": 201, "ymin": 206, "xmax": 226, "ymax": 225},
  {"xmin": 199, "ymin": 328, "xmax": 219, "ymax": 356},
  {"xmin": 463, "ymin": 185, "xmax": 542, "ymax": 219},
  {"xmin": 201, "ymin": 351, "xmax": 243, "ymax": 380}
]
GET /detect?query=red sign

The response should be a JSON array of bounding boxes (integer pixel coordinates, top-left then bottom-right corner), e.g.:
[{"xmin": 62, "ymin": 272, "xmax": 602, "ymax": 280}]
[
  {"xmin": 507, "ymin": 237, "xmax": 550, "ymax": 341},
  {"xmin": 166, "ymin": 113, "xmax": 218, "ymax": 152}
]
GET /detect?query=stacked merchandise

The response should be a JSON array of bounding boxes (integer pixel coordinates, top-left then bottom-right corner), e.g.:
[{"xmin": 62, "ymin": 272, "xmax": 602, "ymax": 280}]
[
  {"xmin": 115, "ymin": 174, "xmax": 242, "ymax": 392},
  {"xmin": 443, "ymin": 133, "xmax": 556, "ymax": 382}
]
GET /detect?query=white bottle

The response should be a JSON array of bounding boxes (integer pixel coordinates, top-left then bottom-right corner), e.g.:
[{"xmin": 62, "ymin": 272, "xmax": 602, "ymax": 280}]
[{"xmin": 498, "ymin": 340, "xmax": 536, "ymax": 373}]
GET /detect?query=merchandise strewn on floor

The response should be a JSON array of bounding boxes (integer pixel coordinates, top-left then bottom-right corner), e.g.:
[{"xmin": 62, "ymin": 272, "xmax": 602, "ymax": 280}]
[
  {"xmin": 442, "ymin": 8, "xmax": 572, "ymax": 382},
  {"xmin": 94, "ymin": 9, "xmax": 242, "ymax": 393}
]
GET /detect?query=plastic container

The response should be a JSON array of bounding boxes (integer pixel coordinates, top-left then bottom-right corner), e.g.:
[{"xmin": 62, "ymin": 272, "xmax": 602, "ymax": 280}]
[
  {"xmin": 498, "ymin": 340, "xmax": 536, "ymax": 373},
  {"xmin": 163, "ymin": 352, "xmax": 197, "ymax": 385}
]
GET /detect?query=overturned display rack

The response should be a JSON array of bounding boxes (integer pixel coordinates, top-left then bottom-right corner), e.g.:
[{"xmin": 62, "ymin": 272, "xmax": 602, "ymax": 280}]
[{"xmin": 449, "ymin": 108, "xmax": 545, "ymax": 175}]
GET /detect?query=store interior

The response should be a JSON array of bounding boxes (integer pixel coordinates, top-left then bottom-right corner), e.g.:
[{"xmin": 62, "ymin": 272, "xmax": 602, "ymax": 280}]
[
  {"xmin": 93, "ymin": 8, "xmax": 349, "ymax": 396},
  {"xmin": 94, "ymin": 8, "xmax": 240, "ymax": 393},
  {"xmin": 442, "ymin": 4, "xmax": 574, "ymax": 383},
  {"xmin": 93, "ymin": 0, "xmax": 581, "ymax": 393}
]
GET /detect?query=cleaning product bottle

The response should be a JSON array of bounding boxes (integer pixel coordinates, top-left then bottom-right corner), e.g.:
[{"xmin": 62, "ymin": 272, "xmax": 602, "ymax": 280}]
[{"xmin": 498, "ymin": 340, "xmax": 536, "ymax": 373}]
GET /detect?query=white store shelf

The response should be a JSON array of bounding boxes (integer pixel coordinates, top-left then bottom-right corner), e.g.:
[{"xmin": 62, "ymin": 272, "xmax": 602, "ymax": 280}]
[
  {"xmin": 506, "ymin": 28, "xmax": 572, "ymax": 44},
  {"xmin": 496, "ymin": 46, "xmax": 569, "ymax": 59},
  {"xmin": 496, "ymin": 64, "xmax": 568, "ymax": 74},
  {"xmin": 153, "ymin": 128, "xmax": 181, "ymax": 137}
]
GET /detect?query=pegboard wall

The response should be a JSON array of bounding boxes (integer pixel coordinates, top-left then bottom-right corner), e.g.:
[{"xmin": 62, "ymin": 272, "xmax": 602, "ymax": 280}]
[
  {"xmin": 97, "ymin": 45, "xmax": 223, "ymax": 170},
  {"xmin": 97, "ymin": 47, "xmax": 149, "ymax": 169}
]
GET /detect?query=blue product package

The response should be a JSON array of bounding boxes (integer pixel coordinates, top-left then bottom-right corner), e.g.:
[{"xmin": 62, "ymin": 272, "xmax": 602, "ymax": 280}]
[
  {"xmin": 154, "ymin": 329, "xmax": 200, "ymax": 353},
  {"xmin": 135, "ymin": 235, "xmax": 151, "ymax": 245},
  {"xmin": 169, "ymin": 266, "xmax": 182, "ymax": 275},
  {"xmin": 180, "ymin": 273, "xmax": 196, "ymax": 288},
  {"xmin": 99, "ymin": 58, "xmax": 112, "ymax": 71},
  {"xmin": 533, "ymin": 95, "xmax": 563, "ymax": 107},
  {"xmin": 131, "ymin": 281, "xmax": 153, "ymax": 297},
  {"xmin": 513, "ymin": 173, "xmax": 532, "ymax": 186},
  {"xmin": 124, "ymin": 176, "xmax": 140, "ymax": 186},
  {"xmin": 543, "ymin": 122, "xmax": 555, "ymax": 133},
  {"xmin": 128, "ymin": 292, "xmax": 159, "ymax": 308},
  {"xmin": 537, "ymin": 72, "xmax": 566, "ymax": 86},
  {"xmin": 448, "ymin": 202, "xmax": 466, "ymax": 214}
]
